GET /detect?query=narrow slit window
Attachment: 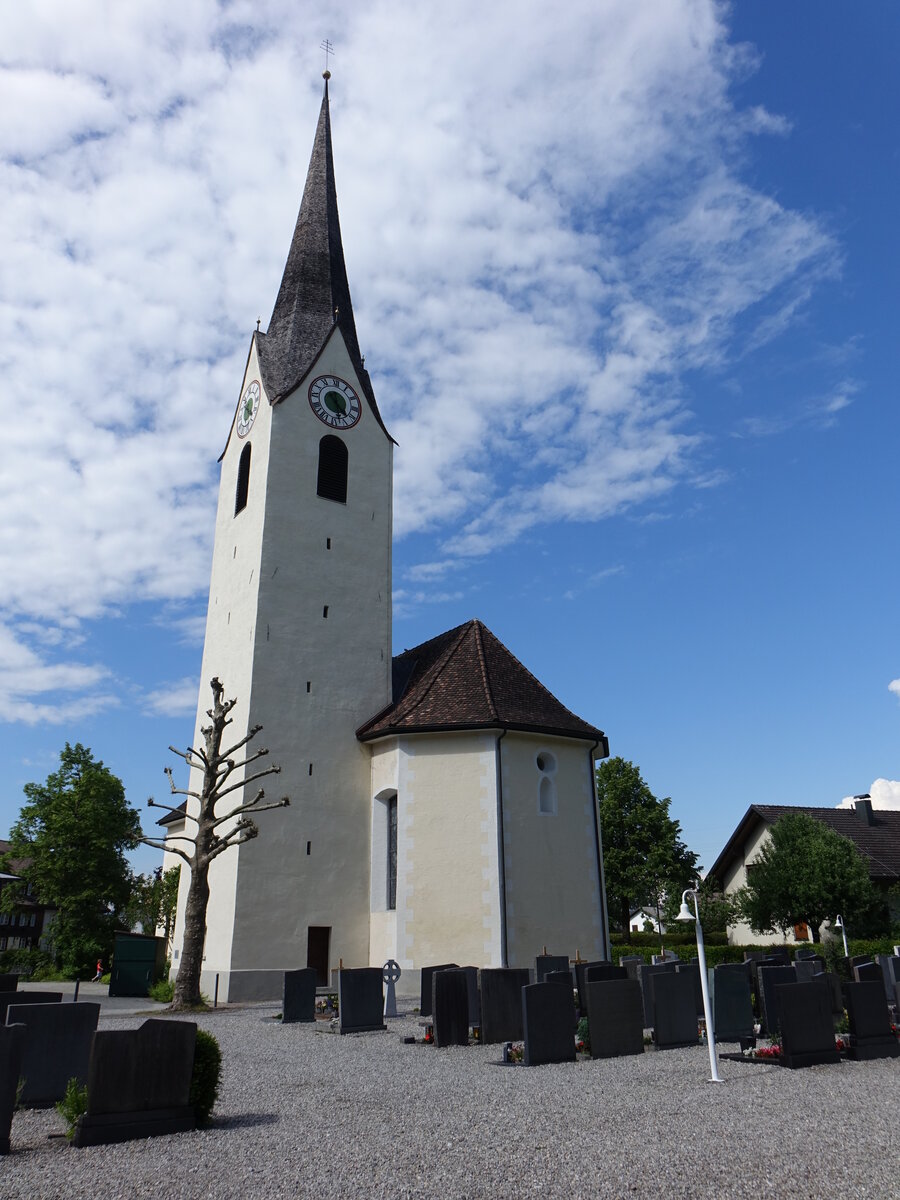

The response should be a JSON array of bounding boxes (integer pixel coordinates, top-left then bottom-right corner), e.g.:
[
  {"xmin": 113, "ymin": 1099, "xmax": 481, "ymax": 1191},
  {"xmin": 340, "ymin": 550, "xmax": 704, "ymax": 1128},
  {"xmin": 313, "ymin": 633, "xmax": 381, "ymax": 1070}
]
[
  {"xmin": 387, "ymin": 795, "xmax": 398, "ymax": 910},
  {"xmin": 316, "ymin": 435, "xmax": 348, "ymax": 503},
  {"xmin": 235, "ymin": 443, "xmax": 251, "ymax": 514}
]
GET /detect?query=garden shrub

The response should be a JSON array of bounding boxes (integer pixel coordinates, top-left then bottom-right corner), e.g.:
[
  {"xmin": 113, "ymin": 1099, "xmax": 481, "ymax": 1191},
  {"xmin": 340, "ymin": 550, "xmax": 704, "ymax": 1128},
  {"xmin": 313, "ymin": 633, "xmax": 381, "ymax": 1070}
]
[
  {"xmin": 55, "ymin": 1077, "xmax": 88, "ymax": 1141},
  {"xmin": 149, "ymin": 977, "xmax": 175, "ymax": 1003},
  {"xmin": 190, "ymin": 1029, "xmax": 222, "ymax": 1127}
]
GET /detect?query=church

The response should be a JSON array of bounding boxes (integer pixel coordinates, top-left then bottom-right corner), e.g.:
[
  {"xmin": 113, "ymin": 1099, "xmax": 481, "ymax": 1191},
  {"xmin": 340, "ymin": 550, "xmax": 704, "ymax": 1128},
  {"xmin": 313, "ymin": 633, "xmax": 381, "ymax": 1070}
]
[{"xmin": 164, "ymin": 76, "xmax": 612, "ymax": 1002}]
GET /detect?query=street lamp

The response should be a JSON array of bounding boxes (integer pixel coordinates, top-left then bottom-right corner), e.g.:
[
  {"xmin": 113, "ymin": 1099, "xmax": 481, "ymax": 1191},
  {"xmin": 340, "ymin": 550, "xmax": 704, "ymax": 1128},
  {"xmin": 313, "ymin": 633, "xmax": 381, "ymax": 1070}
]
[
  {"xmin": 675, "ymin": 888, "xmax": 722, "ymax": 1083},
  {"xmin": 833, "ymin": 914, "xmax": 849, "ymax": 958}
]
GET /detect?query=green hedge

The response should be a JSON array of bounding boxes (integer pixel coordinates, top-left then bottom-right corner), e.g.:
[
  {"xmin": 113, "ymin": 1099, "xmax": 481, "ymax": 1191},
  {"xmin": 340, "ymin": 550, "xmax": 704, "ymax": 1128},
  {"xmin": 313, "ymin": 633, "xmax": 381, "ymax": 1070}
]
[{"xmin": 609, "ymin": 937, "xmax": 898, "ymax": 968}]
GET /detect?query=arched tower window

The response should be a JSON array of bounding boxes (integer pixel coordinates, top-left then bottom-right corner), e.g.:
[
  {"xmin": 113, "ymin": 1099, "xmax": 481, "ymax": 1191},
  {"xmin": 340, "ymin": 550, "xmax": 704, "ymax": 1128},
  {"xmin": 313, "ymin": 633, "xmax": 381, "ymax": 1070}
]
[
  {"xmin": 536, "ymin": 750, "xmax": 558, "ymax": 815},
  {"xmin": 317, "ymin": 435, "xmax": 348, "ymax": 503},
  {"xmin": 235, "ymin": 443, "xmax": 251, "ymax": 515}
]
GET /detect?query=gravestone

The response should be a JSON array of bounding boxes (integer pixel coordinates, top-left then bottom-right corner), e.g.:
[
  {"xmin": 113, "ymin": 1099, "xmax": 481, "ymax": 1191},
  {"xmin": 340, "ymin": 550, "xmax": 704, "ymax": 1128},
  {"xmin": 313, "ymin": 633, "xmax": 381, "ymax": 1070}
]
[
  {"xmin": 0, "ymin": 976, "xmax": 17, "ymax": 992},
  {"xmin": 459, "ymin": 966, "xmax": 481, "ymax": 1027},
  {"xmin": 651, "ymin": 952, "xmax": 679, "ymax": 965},
  {"xmin": 757, "ymin": 965, "xmax": 796, "ymax": 1036},
  {"xmin": 0, "ymin": 991, "xmax": 61, "ymax": 1023},
  {"xmin": 419, "ymin": 964, "xmax": 459, "ymax": 1017},
  {"xmin": 844, "ymin": 981, "xmax": 900, "ymax": 1061},
  {"xmin": 619, "ymin": 954, "xmax": 643, "ymax": 972},
  {"xmin": 875, "ymin": 955, "xmax": 900, "ymax": 1005},
  {"xmin": 585, "ymin": 964, "xmax": 627, "ymax": 984},
  {"xmin": 584, "ymin": 979, "xmax": 644, "ymax": 1059},
  {"xmin": 712, "ymin": 964, "xmax": 754, "ymax": 1042},
  {"xmin": 652, "ymin": 972, "xmax": 699, "ymax": 1049},
  {"xmin": 522, "ymin": 982, "xmax": 577, "ymax": 1066},
  {"xmin": 850, "ymin": 954, "xmax": 871, "ymax": 967},
  {"xmin": 73, "ymin": 1018, "xmax": 196, "ymax": 1146},
  {"xmin": 545, "ymin": 970, "xmax": 574, "ymax": 989},
  {"xmin": 794, "ymin": 947, "xmax": 817, "ymax": 960},
  {"xmin": 383, "ymin": 960, "xmax": 402, "ymax": 1018},
  {"xmin": 535, "ymin": 955, "xmax": 569, "ymax": 982},
  {"xmin": 767, "ymin": 947, "xmax": 791, "ymax": 965},
  {"xmin": 1, "ymin": 1023, "xmax": 25, "ymax": 1155},
  {"xmin": 793, "ymin": 959, "xmax": 820, "ymax": 983},
  {"xmin": 637, "ymin": 963, "xmax": 677, "ymax": 1028},
  {"xmin": 338, "ymin": 968, "xmax": 386, "ymax": 1034},
  {"xmin": 479, "ymin": 968, "xmax": 530, "ymax": 1044},
  {"xmin": 282, "ymin": 968, "xmax": 317, "ymax": 1024},
  {"xmin": 815, "ymin": 970, "xmax": 844, "ymax": 1019},
  {"xmin": 574, "ymin": 961, "xmax": 611, "ymax": 1009},
  {"xmin": 432, "ymin": 969, "xmax": 470, "ymax": 1047},
  {"xmin": 620, "ymin": 958, "xmax": 643, "ymax": 986},
  {"xmin": 12, "ymin": 1001, "xmax": 100, "ymax": 1106},
  {"xmin": 853, "ymin": 961, "xmax": 881, "ymax": 984},
  {"xmin": 777, "ymin": 982, "xmax": 840, "ymax": 1069},
  {"xmin": 675, "ymin": 963, "xmax": 704, "ymax": 1017}
]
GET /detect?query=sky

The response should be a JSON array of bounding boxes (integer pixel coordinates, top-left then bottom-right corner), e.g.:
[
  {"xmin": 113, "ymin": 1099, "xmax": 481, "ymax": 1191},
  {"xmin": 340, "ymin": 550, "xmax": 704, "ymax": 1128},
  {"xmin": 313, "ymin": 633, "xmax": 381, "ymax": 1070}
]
[{"xmin": 1, "ymin": 1, "xmax": 898, "ymax": 880}]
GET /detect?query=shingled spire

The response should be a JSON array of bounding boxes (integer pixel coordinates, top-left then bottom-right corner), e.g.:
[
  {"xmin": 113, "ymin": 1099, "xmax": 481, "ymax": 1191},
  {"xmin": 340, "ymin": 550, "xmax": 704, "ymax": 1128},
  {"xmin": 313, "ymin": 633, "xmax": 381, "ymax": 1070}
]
[{"xmin": 257, "ymin": 76, "xmax": 371, "ymax": 410}]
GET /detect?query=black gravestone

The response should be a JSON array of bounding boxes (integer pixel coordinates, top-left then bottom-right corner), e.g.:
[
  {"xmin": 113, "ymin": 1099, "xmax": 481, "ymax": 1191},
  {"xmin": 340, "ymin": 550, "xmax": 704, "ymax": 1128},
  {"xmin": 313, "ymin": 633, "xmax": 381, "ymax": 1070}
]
[
  {"xmin": 338, "ymin": 968, "xmax": 386, "ymax": 1034},
  {"xmin": 479, "ymin": 968, "xmax": 530, "ymax": 1044},
  {"xmin": 675, "ymin": 963, "xmax": 704, "ymax": 1017},
  {"xmin": 637, "ymin": 963, "xmax": 676, "ymax": 1028},
  {"xmin": 73, "ymin": 1018, "xmax": 196, "ymax": 1146},
  {"xmin": 876, "ymin": 955, "xmax": 900, "ymax": 1004},
  {"xmin": 712, "ymin": 964, "xmax": 754, "ymax": 1042},
  {"xmin": 458, "ymin": 966, "xmax": 481, "ymax": 1027},
  {"xmin": 433, "ymin": 969, "xmax": 470, "ymax": 1047},
  {"xmin": 767, "ymin": 947, "xmax": 791, "ymax": 965},
  {"xmin": 850, "ymin": 954, "xmax": 871, "ymax": 966},
  {"xmin": 1, "ymin": 1023, "xmax": 25, "ymax": 1154},
  {"xmin": 794, "ymin": 947, "xmax": 817, "ymax": 960},
  {"xmin": 585, "ymin": 964, "xmax": 627, "ymax": 984},
  {"xmin": 0, "ymin": 976, "xmax": 17, "ymax": 992},
  {"xmin": 619, "ymin": 955, "xmax": 643, "ymax": 973},
  {"xmin": 746, "ymin": 956, "xmax": 779, "ymax": 1015},
  {"xmin": 574, "ymin": 961, "xmax": 611, "ymax": 1008},
  {"xmin": 283, "ymin": 967, "xmax": 317, "ymax": 1024},
  {"xmin": 12, "ymin": 1001, "xmax": 100, "ymax": 1106},
  {"xmin": 584, "ymin": 979, "xmax": 644, "ymax": 1059},
  {"xmin": 815, "ymin": 970, "xmax": 844, "ymax": 1018},
  {"xmin": 793, "ymin": 960, "xmax": 821, "ymax": 983},
  {"xmin": 844, "ymin": 981, "xmax": 900, "ymax": 1061},
  {"xmin": 0, "ymin": 991, "xmax": 61, "ymax": 1023},
  {"xmin": 777, "ymin": 982, "xmax": 840, "ymax": 1069},
  {"xmin": 652, "ymin": 972, "xmax": 699, "ymax": 1049},
  {"xmin": 853, "ymin": 961, "xmax": 881, "ymax": 984},
  {"xmin": 545, "ymin": 970, "xmax": 574, "ymax": 989},
  {"xmin": 420, "ymin": 964, "xmax": 459, "ymax": 1016},
  {"xmin": 536, "ymin": 955, "xmax": 569, "ymax": 982},
  {"xmin": 522, "ymin": 982, "xmax": 576, "ymax": 1067},
  {"xmin": 757, "ymin": 965, "xmax": 796, "ymax": 1036}
]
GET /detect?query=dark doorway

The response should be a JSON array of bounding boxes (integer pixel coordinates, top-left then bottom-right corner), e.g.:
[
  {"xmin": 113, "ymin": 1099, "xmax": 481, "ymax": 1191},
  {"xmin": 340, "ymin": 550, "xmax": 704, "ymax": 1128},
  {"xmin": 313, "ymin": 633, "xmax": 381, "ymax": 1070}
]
[{"xmin": 307, "ymin": 926, "xmax": 331, "ymax": 987}]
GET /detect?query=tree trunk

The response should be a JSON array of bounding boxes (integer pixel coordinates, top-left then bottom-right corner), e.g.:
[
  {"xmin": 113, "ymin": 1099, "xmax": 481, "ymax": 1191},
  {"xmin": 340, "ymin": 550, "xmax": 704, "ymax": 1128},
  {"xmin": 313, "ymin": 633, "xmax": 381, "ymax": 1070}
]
[{"xmin": 172, "ymin": 864, "xmax": 210, "ymax": 1009}]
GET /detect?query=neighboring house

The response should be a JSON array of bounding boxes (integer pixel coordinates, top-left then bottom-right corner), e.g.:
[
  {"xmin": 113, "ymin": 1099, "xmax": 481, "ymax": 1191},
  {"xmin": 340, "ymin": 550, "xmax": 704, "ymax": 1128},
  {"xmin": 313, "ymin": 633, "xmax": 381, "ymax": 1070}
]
[
  {"xmin": 708, "ymin": 798, "xmax": 900, "ymax": 944},
  {"xmin": 629, "ymin": 907, "xmax": 666, "ymax": 934},
  {"xmin": 0, "ymin": 839, "xmax": 54, "ymax": 955}
]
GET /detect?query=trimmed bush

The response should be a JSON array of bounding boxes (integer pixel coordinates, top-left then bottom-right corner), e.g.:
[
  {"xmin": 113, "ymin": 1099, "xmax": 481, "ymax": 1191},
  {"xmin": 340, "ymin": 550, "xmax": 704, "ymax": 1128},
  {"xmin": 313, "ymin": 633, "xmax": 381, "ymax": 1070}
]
[
  {"xmin": 149, "ymin": 977, "xmax": 174, "ymax": 1003},
  {"xmin": 190, "ymin": 1029, "xmax": 222, "ymax": 1127}
]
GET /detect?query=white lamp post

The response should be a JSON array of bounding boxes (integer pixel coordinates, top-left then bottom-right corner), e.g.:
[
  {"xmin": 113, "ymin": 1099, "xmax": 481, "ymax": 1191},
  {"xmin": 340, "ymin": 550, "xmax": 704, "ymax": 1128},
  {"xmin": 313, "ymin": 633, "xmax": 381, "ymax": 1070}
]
[
  {"xmin": 834, "ymin": 914, "xmax": 849, "ymax": 958},
  {"xmin": 675, "ymin": 888, "xmax": 722, "ymax": 1084}
]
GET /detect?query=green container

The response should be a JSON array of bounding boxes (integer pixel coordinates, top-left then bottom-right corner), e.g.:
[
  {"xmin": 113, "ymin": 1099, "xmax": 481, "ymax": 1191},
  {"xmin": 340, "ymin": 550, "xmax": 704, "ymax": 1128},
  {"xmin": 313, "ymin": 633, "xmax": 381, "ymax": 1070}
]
[{"xmin": 108, "ymin": 932, "xmax": 167, "ymax": 997}]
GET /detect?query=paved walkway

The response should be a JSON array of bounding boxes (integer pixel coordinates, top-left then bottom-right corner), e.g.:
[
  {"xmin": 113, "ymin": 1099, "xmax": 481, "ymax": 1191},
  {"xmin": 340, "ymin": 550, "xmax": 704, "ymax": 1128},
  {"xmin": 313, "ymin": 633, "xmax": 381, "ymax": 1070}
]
[{"xmin": 14, "ymin": 979, "xmax": 171, "ymax": 1017}]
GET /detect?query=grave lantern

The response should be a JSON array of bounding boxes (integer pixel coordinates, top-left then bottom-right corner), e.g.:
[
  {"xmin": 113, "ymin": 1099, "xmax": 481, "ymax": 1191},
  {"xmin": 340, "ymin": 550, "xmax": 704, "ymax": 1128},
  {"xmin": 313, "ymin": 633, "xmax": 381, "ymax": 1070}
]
[
  {"xmin": 833, "ymin": 914, "xmax": 850, "ymax": 958},
  {"xmin": 675, "ymin": 889, "xmax": 722, "ymax": 1084}
]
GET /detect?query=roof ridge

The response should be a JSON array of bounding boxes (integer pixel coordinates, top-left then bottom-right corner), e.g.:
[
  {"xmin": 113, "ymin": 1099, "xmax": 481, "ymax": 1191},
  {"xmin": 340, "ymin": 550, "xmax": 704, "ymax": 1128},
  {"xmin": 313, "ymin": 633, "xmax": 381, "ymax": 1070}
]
[{"xmin": 472, "ymin": 620, "xmax": 499, "ymax": 723}]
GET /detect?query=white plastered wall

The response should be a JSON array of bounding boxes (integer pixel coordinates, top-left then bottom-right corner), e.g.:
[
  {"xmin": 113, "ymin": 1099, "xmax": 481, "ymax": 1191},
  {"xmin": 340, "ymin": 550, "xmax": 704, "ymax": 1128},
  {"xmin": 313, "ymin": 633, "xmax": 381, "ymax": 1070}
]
[{"xmin": 723, "ymin": 820, "xmax": 802, "ymax": 945}]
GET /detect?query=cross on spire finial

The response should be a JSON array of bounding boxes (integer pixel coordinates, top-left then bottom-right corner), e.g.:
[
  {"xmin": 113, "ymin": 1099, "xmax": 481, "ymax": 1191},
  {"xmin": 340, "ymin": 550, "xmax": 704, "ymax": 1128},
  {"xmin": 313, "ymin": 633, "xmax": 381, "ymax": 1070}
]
[{"xmin": 320, "ymin": 39, "xmax": 334, "ymax": 78}]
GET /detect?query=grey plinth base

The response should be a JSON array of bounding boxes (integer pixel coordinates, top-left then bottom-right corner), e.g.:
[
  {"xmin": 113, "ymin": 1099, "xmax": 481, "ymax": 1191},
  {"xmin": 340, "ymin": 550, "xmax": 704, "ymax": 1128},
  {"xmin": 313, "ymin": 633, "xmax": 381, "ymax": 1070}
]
[
  {"xmin": 73, "ymin": 1106, "xmax": 196, "ymax": 1147},
  {"xmin": 846, "ymin": 1038, "xmax": 900, "ymax": 1061},
  {"xmin": 339, "ymin": 1023, "xmax": 386, "ymax": 1035}
]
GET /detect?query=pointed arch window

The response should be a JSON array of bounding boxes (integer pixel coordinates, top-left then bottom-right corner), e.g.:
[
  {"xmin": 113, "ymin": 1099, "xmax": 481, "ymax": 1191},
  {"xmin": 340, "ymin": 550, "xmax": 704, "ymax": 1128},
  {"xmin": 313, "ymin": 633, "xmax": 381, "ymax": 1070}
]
[
  {"xmin": 317, "ymin": 435, "xmax": 348, "ymax": 503},
  {"xmin": 235, "ymin": 443, "xmax": 251, "ymax": 515}
]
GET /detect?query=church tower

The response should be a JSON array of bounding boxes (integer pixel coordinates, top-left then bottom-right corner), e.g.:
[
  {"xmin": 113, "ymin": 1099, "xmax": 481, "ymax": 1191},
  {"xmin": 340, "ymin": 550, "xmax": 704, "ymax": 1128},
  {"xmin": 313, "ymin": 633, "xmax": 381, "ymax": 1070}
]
[{"xmin": 171, "ymin": 75, "xmax": 394, "ymax": 1002}]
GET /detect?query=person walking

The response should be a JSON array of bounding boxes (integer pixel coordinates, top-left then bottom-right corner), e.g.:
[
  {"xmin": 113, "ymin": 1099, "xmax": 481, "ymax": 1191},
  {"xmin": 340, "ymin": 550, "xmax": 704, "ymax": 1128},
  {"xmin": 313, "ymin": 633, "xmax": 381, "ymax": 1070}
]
[{"xmin": 92, "ymin": 959, "xmax": 103, "ymax": 983}]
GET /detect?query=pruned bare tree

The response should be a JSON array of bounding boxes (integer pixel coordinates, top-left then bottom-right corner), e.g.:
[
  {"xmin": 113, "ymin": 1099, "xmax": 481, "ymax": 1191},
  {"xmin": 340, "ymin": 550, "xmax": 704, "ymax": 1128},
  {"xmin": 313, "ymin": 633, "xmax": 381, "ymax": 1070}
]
[{"xmin": 140, "ymin": 677, "xmax": 289, "ymax": 1009}]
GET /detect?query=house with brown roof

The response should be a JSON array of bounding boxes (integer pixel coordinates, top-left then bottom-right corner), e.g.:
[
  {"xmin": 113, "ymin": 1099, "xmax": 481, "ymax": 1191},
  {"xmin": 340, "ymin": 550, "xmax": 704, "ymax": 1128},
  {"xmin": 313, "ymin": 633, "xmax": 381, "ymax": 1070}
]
[
  {"xmin": 707, "ymin": 797, "xmax": 900, "ymax": 944},
  {"xmin": 0, "ymin": 840, "xmax": 54, "ymax": 958}
]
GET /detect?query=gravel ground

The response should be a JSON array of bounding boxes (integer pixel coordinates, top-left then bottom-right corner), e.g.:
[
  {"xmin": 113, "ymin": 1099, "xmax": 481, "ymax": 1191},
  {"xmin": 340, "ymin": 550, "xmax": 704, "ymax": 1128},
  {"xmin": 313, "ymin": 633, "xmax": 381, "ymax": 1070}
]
[{"xmin": 4, "ymin": 1002, "xmax": 898, "ymax": 1200}]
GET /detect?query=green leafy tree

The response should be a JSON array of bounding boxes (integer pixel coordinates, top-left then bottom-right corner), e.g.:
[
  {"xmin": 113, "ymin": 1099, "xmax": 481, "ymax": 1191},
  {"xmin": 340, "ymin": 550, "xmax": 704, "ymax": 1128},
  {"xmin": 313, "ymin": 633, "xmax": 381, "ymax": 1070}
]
[
  {"xmin": 1, "ymin": 744, "xmax": 141, "ymax": 976},
  {"xmin": 595, "ymin": 757, "xmax": 700, "ymax": 934},
  {"xmin": 124, "ymin": 865, "xmax": 180, "ymax": 945},
  {"xmin": 734, "ymin": 812, "xmax": 883, "ymax": 942}
]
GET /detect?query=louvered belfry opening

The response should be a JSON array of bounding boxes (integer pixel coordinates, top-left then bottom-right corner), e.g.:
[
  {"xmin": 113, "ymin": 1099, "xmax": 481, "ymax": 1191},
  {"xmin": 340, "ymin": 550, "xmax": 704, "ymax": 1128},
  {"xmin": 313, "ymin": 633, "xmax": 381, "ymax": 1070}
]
[
  {"xmin": 235, "ymin": 442, "xmax": 251, "ymax": 514},
  {"xmin": 316, "ymin": 434, "xmax": 348, "ymax": 502}
]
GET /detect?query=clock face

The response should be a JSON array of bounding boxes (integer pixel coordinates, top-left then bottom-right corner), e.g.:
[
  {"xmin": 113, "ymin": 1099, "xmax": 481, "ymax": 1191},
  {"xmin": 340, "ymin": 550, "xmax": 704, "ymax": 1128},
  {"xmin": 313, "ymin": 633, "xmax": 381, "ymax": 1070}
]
[
  {"xmin": 237, "ymin": 380, "xmax": 261, "ymax": 438},
  {"xmin": 308, "ymin": 375, "xmax": 362, "ymax": 430}
]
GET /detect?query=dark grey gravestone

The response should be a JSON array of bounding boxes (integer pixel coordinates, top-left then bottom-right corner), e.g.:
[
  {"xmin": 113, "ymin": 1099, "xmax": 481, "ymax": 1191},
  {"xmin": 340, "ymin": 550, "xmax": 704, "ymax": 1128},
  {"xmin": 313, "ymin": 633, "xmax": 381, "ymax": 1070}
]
[
  {"xmin": 876, "ymin": 955, "xmax": 900, "ymax": 1005},
  {"xmin": 574, "ymin": 961, "xmax": 611, "ymax": 1008},
  {"xmin": 338, "ymin": 968, "xmax": 386, "ymax": 1034},
  {"xmin": 793, "ymin": 959, "xmax": 820, "ymax": 983},
  {"xmin": 844, "ymin": 981, "xmax": 900, "ymax": 1061},
  {"xmin": 619, "ymin": 954, "xmax": 643, "ymax": 970},
  {"xmin": 652, "ymin": 972, "xmax": 699, "ymax": 1049},
  {"xmin": 853, "ymin": 961, "xmax": 881, "ymax": 984},
  {"xmin": 675, "ymin": 963, "xmax": 704, "ymax": 1017},
  {"xmin": 545, "ymin": 970, "xmax": 574, "ymax": 989},
  {"xmin": 12, "ymin": 1001, "xmax": 100, "ymax": 1106},
  {"xmin": 282, "ymin": 967, "xmax": 317, "ymax": 1024},
  {"xmin": 747, "ymin": 956, "xmax": 779, "ymax": 1012},
  {"xmin": 479, "ymin": 968, "xmax": 530, "ymax": 1044},
  {"xmin": 651, "ymin": 952, "xmax": 679, "ymax": 964},
  {"xmin": 850, "ymin": 954, "xmax": 871, "ymax": 967},
  {"xmin": 713, "ymin": 964, "xmax": 754, "ymax": 1042},
  {"xmin": 757, "ymin": 966, "xmax": 796, "ymax": 1036},
  {"xmin": 419, "ymin": 964, "xmax": 459, "ymax": 1017},
  {"xmin": 620, "ymin": 957, "xmax": 643, "ymax": 985},
  {"xmin": 637, "ymin": 963, "xmax": 676, "ymax": 1029},
  {"xmin": 0, "ymin": 991, "xmax": 61, "ymax": 1023},
  {"xmin": 432, "ymin": 969, "xmax": 470, "ymax": 1047},
  {"xmin": 584, "ymin": 979, "xmax": 644, "ymax": 1059},
  {"xmin": 1, "ymin": 1023, "xmax": 25, "ymax": 1154},
  {"xmin": 73, "ymin": 1019, "xmax": 196, "ymax": 1146},
  {"xmin": 816, "ymin": 970, "xmax": 844, "ymax": 1018},
  {"xmin": 459, "ymin": 966, "xmax": 481, "ymax": 1026},
  {"xmin": 585, "ymin": 963, "xmax": 627, "ymax": 984},
  {"xmin": 535, "ymin": 955, "xmax": 569, "ymax": 982},
  {"xmin": 0, "ymin": 976, "xmax": 17, "ymax": 992},
  {"xmin": 777, "ymin": 982, "xmax": 840, "ymax": 1069},
  {"xmin": 768, "ymin": 947, "xmax": 791, "ymax": 965},
  {"xmin": 794, "ymin": 947, "xmax": 817, "ymax": 960},
  {"xmin": 522, "ymin": 982, "xmax": 576, "ymax": 1067}
]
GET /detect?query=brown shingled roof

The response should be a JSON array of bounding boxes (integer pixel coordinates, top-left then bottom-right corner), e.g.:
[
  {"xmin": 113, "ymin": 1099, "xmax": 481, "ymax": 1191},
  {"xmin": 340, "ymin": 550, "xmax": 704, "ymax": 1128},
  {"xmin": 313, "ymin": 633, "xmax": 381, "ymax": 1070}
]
[
  {"xmin": 357, "ymin": 619, "xmax": 608, "ymax": 746},
  {"xmin": 708, "ymin": 802, "xmax": 900, "ymax": 884}
]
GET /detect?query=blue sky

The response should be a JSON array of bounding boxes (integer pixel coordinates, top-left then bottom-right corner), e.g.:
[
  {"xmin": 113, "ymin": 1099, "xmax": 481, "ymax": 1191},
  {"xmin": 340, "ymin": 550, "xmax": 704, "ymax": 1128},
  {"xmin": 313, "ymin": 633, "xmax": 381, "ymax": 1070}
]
[{"xmin": 1, "ymin": 1, "xmax": 898, "ymax": 880}]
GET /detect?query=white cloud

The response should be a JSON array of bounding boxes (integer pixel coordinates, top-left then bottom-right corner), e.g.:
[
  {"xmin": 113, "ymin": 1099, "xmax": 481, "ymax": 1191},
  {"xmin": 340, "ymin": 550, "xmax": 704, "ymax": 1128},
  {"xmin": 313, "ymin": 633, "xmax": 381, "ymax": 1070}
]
[
  {"xmin": 0, "ymin": 1, "xmax": 845, "ymax": 689},
  {"xmin": 887, "ymin": 679, "xmax": 900, "ymax": 700},
  {"xmin": 0, "ymin": 623, "xmax": 117, "ymax": 725},
  {"xmin": 145, "ymin": 678, "xmax": 199, "ymax": 719},
  {"xmin": 838, "ymin": 779, "xmax": 900, "ymax": 811}
]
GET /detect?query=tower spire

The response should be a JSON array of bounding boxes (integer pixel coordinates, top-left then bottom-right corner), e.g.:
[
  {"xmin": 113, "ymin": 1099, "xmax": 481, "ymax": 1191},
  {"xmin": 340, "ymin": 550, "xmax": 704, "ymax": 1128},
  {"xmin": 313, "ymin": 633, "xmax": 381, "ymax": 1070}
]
[{"xmin": 257, "ymin": 76, "xmax": 363, "ymax": 404}]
